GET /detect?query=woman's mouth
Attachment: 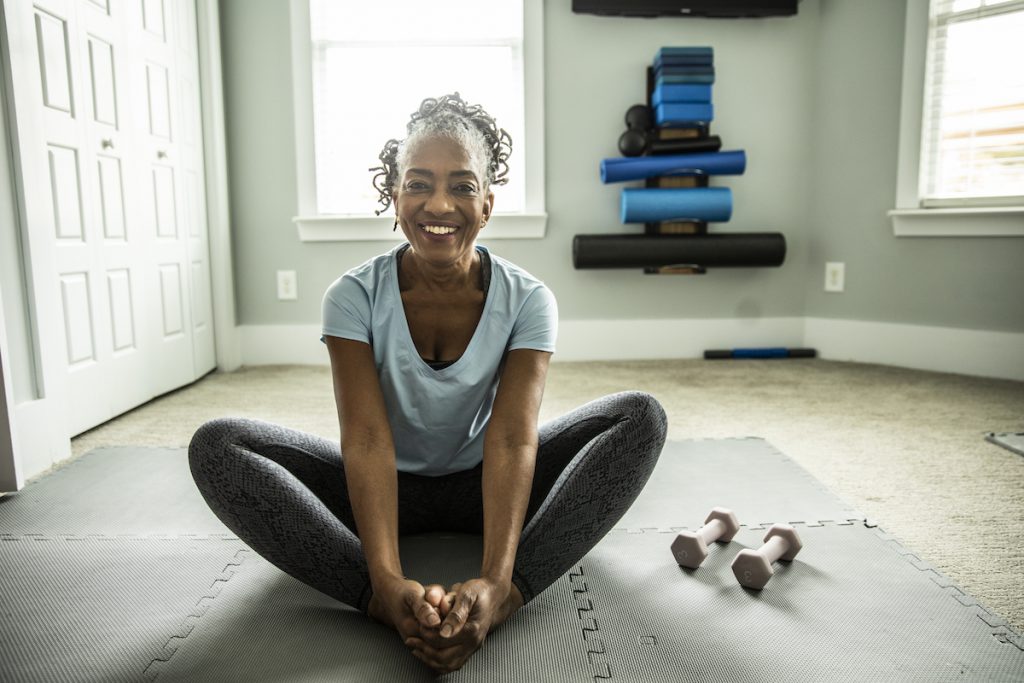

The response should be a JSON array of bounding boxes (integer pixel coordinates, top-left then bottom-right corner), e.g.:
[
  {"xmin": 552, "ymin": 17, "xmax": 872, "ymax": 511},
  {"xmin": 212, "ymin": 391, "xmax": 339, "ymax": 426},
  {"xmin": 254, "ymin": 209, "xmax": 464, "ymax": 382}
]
[{"xmin": 418, "ymin": 222, "xmax": 459, "ymax": 239}]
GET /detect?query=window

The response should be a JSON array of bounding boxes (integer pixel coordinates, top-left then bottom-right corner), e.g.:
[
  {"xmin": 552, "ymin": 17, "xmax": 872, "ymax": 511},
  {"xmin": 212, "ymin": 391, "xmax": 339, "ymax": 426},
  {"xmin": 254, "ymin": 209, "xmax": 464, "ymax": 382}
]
[
  {"xmin": 890, "ymin": 0, "xmax": 1024, "ymax": 236},
  {"xmin": 290, "ymin": 0, "xmax": 547, "ymax": 241},
  {"xmin": 919, "ymin": 0, "xmax": 1024, "ymax": 207}
]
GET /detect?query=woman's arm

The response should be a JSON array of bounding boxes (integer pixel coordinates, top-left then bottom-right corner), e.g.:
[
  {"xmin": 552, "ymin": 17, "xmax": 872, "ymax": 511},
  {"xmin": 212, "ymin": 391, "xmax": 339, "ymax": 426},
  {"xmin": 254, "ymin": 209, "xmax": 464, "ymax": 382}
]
[
  {"xmin": 480, "ymin": 347, "xmax": 552, "ymax": 588},
  {"xmin": 325, "ymin": 336, "xmax": 404, "ymax": 589}
]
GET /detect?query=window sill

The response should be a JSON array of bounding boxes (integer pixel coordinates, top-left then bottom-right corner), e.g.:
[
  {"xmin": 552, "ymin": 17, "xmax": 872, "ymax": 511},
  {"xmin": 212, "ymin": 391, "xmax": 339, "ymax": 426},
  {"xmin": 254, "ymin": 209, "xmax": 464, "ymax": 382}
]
[
  {"xmin": 294, "ymin": 213, "xmax": 548, "ymax": 242},
  {"xmin": 888, "ymin": 207, "xmax": 1024, "ymax": 237}
]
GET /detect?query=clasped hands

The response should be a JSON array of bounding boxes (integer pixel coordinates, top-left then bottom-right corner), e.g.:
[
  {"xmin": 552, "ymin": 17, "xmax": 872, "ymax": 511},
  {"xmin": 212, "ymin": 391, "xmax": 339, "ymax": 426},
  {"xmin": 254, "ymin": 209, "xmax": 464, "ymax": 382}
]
[{"xmin": 369, "ymin": 574, "xmax": 513, "ymax": 674}]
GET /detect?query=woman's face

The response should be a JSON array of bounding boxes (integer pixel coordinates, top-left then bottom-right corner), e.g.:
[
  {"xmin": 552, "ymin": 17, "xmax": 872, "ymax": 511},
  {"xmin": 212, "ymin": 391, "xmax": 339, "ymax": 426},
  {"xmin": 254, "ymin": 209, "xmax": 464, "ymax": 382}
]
[{"xmin": 394, "ymin": 136, "xmax": 494, "ymax": 266}]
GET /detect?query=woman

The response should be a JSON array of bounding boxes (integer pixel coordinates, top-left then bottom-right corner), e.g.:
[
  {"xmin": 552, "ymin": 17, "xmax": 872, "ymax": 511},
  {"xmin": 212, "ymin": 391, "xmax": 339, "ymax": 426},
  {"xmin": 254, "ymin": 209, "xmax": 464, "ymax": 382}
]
[{"xmin": 189, "ymin": 93, "xmax": 668, "ymax": 674}]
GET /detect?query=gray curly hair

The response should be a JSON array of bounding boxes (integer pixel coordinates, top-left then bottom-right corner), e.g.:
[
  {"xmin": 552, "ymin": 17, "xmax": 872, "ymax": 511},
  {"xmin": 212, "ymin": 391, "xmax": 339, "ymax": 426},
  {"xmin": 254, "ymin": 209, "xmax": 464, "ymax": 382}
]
[{"xmin": 369, "ymin": 92, "xmax": 512, "ymax": 216}]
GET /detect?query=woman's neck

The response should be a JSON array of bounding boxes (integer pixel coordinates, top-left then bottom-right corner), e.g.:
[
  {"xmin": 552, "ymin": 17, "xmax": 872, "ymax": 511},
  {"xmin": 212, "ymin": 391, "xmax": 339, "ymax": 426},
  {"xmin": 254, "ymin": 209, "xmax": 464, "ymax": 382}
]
[{"xmin": 400, "ymin": 245, "xmax": 480, "ymax": 294}]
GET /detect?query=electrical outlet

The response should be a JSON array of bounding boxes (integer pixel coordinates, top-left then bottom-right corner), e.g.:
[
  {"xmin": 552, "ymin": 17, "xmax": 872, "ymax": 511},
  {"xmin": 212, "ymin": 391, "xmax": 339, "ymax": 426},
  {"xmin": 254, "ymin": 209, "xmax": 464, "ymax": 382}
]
[
  {"xmin": 824, "ymin": 262, "xmax": 845, "ymax": 293},
  {"xmin": 277, "ymin": 270, "xmax": 298, "ymax": 300}
]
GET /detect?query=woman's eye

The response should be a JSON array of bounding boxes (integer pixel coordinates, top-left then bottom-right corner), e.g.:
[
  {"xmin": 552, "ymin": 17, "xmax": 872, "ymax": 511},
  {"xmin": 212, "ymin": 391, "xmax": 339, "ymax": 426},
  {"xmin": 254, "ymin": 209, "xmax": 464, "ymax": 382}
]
[
  {"xmin": 455, "ymin": 184, "xmax": 477, "ymax": 194},
  {"xmin": 406, "ymin": 181, "xmax": 428, "ymax": 191}
]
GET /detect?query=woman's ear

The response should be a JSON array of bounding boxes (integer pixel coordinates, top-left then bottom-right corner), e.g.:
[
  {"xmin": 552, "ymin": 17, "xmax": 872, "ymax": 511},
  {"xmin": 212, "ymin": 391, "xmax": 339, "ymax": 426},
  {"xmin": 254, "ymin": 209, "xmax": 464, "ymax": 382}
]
[{"xmin": 482, "ymin": 189, "xmax": 495, "ymax": 224}]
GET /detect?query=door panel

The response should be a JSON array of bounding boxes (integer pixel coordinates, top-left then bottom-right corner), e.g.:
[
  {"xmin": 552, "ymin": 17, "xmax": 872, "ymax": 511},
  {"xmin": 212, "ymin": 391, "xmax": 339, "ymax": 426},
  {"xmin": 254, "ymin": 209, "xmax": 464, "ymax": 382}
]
[
  {"xmin": 58, "ymin": 272, "xmax": 95, "ymax": 365},
  {"xmin": 86, "ymin": 35, "xmax": 117, "ymax": 126},
  {"xmin": 34, "ymin": 9, "xmax": 75, "ymax": 114}
]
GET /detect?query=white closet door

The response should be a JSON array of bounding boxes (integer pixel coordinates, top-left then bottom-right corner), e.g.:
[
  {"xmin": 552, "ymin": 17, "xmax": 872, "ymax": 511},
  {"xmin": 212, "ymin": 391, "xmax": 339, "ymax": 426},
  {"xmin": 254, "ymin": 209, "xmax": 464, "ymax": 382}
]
[{"xmin": 2, "ymin": 0, "xmax": 215, "ymax": 441}]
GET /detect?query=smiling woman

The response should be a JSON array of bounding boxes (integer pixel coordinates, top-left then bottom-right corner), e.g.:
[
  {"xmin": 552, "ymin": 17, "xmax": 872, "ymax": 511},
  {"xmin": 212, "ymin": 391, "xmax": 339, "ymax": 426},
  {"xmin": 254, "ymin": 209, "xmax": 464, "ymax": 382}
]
[{"xmin": 187, "ymin": 94, "xmax": 668, "ymax": 675}]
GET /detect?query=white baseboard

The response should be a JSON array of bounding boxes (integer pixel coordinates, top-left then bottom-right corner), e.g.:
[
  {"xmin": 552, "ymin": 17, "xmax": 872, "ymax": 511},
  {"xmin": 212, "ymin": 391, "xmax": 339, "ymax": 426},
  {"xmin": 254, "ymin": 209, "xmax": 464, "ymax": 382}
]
[
  {"xmin": 554, "ymin": 317, "xmax": 806, "ymax": 361},
  {"xmin": 804, "ymin": 317, "xmax": 1024, "ymax": 382},
  {"xmin": 238, "ymin": 318, "xmax": 805, "ymax": 365},
  {"xmin": 238, "ymin": 318, "xmax": 1024, "ymax": 381}
]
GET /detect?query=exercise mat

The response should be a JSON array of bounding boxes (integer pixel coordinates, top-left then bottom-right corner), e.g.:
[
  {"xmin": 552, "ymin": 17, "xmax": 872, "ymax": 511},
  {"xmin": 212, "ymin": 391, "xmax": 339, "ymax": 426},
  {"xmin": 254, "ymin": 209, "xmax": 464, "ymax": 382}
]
[
  {"xmin": 621, "ymin": 187, "xmax": 733, "ymax": 223},
  {"xmin": 573, "ymin": 233, "xmax": 786, "ymax": 269},
  {"xmin": 601, "ymin": 151, "xmax": 745, "ymax": 183},
  {"xmin": 1, "ymin": 439, "xmax": 1021, "ymax": 681}
]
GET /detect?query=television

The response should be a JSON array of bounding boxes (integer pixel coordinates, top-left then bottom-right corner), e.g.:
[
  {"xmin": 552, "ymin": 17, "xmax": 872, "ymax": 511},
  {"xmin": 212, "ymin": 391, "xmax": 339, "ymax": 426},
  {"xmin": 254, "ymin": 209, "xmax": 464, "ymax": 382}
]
[{"xmin": 572, "ymin": 0, "xmax": 798, "ymax": 18}]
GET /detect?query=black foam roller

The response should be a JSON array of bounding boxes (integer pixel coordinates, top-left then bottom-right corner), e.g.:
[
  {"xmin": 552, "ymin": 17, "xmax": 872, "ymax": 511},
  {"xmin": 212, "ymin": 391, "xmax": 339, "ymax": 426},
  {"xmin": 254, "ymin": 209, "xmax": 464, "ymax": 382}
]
[
  {"xmin": 648, "ymin": 135, "xmax": 722, "ymax": 155},
  {"xmin": 572, "ymin": 233, "xmax": 787, "ymax": 269}
]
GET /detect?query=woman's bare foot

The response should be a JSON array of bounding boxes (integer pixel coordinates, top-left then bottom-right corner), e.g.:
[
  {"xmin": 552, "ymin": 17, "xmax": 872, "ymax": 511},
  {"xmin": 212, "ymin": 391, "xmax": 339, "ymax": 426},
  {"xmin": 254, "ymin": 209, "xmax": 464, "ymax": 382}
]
[
  {"xmin": 367, "ymin": 591, "xmax": 389, "ymax": 626},
  {"xmin": 493, "ymin": 582, "xmax": 524, "ymax": 628}
]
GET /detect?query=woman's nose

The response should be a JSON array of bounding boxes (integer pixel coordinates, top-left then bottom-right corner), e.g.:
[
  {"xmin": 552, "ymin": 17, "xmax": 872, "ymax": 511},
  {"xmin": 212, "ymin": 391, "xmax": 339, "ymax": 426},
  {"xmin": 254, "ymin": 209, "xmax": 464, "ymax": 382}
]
[{"xmin": 424, "ymin": 188, "xmax": 454, "ymax": 215}]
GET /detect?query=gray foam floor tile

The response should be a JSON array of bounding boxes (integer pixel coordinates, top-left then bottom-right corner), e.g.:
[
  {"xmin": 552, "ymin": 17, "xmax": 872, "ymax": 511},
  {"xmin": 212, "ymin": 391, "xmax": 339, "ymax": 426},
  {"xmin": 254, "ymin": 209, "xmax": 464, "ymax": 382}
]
[
  {"xmin": 3, "ymin": 440, "xmax": 1022, "ymax": 682},
  {"xmin": 155, "ymin": 533, "xmax": 594, "ymax": 682},
  {"xmin": 986, "ymin": 431, "xmax": 1024, "ymax": 457},
  {"xmin": 0, "ymin": 536, "xmax": 248, "ymax": 682},
  {"xmin": 616, "ymin": 438, "xmax": 863, "ymax": 530},
  {"xmin": 0, "ymin": 448, "xmax": 232, "ymax": 536},
  {"xmin": 578, "ymin": 524, "xmax": 1024, "ymax": 682}
]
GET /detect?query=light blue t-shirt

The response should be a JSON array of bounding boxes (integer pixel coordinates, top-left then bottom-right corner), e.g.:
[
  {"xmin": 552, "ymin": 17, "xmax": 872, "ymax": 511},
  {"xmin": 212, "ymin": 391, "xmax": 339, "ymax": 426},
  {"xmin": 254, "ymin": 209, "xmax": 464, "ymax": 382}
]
[{"xmin": 321, "ymin": 242, "xmax": 558, "ymax": 476}]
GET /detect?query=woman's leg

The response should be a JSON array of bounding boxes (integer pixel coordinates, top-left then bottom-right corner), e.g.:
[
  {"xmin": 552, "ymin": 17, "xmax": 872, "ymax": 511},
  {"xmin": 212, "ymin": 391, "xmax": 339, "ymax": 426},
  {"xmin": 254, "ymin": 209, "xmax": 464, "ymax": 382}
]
[
  {"xmin": 188, "ymin": 417, "xmax": 455, "ymax": 614},
  {"xmin": 511, "ymin": 390, "xmax": 668, "ymax": 604}
]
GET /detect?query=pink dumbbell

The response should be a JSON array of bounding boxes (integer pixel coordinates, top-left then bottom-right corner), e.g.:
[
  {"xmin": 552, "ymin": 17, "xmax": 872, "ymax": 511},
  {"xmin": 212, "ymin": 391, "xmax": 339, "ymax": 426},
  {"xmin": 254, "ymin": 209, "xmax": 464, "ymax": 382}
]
[
  {"xmin": 670, "ymin": 507, "xmax": 740, "ymax": 569},
  {"xmin": 731, "ymin": 523, "xmax": 803, "ymax": 589}
]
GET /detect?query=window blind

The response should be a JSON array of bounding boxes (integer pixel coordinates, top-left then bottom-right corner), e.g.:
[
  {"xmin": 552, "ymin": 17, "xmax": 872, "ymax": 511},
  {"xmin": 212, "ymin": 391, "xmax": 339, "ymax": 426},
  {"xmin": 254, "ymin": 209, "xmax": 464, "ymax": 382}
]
[{"xmin": 920, "ymin": 0, "xmax": 1024, "ymax": 206}]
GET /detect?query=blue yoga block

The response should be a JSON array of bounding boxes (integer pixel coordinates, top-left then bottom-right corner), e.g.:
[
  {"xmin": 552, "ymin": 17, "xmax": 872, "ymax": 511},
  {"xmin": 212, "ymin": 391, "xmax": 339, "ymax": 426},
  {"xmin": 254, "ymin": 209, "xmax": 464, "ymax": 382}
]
[
  {"xmin": 620, "ymin": 187, "xmax": 733, "ymax": 223},
  {"xmin": 656, "ymin": 102, "xmax": 714, "ymax": 125},
  {"xmin": 651, "ymin": 84, "xmax": 713, "ymax": 108}
]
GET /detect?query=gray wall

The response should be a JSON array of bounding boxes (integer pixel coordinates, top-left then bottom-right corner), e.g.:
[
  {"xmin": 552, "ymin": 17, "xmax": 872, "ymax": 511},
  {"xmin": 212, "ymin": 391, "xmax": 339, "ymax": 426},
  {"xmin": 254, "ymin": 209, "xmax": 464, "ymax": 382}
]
[
  {"xmin": 220, "ymin": 0, "xmax": 818, "ymax": 325},
  {"xmin": 805, "ymin": 0, "xmax": 1024, "ymax": 333},
  {"xmin": 219, "ymin": 0, "xmax": 1023, "ymax": 333}
]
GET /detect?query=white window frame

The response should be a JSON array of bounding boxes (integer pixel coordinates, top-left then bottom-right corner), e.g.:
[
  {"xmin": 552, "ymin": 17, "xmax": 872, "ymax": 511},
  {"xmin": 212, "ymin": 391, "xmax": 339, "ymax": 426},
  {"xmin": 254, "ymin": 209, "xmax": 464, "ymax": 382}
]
[
  {"xmin": 289, "ymin": 0, "xmax": 547, "ymax": 242},
  {"xmin": 889, "ymin": 0, "xmax": 1024, "ymax": 237}
]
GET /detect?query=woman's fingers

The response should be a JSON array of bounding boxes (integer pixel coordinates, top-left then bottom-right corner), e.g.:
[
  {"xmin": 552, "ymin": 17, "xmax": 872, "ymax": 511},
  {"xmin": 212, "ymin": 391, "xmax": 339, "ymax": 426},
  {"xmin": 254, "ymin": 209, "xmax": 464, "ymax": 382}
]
[
  {"xmin": 403, "ymin": 587, "xmax": 441, "ymax": 628},
  {"xmin": 423, "ymin": 584, "xmax": 446, "ymax": 610},
  {"xmin": 439, "ymin": 589, "xmax": 475, "ymax": 638},
  {"xmin": 439, "ymin": 589, "xmax": 457, "ymax": 618}
]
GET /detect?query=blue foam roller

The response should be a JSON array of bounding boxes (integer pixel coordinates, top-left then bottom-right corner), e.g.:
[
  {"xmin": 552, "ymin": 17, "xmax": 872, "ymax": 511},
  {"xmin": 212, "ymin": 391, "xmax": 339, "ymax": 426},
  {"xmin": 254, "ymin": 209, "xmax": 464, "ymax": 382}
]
[
  {"xmin": 600, "ymin": 151, "xmax": 746, "ymax": 184},
  {"xmin": 621, "ymin": 187, "xmax": 732, "ymax": 223}
]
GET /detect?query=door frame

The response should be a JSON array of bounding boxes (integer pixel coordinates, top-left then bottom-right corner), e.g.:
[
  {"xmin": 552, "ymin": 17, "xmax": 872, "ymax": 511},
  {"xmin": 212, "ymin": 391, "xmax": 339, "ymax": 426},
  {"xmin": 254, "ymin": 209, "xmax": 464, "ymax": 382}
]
[{"xmin": 197, "ymin": 0, "xmax": 240, "ymax": 373}]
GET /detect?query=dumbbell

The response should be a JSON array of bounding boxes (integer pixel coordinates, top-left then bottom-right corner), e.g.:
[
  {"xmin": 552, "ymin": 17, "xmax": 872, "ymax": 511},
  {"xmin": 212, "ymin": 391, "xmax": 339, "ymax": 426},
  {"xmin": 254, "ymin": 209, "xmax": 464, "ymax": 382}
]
[
  {"xmin": 617, "ymin": 103, "xmax": 723, "ymax": 157},
  {"xmin": 730, "ymin": 523, "xmax": 803, "ymax": 590},
  {"xmin": 670, "ymin": 507, "xmax": 740, "ymax": 569}
]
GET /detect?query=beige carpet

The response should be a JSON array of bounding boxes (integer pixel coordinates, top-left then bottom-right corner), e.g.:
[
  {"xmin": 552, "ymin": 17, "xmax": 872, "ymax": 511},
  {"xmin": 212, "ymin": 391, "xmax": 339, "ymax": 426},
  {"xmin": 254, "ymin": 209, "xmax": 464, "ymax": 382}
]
[{"xmin": 60, "ymin": 359, "xmax": 1024, "ymax": 631}]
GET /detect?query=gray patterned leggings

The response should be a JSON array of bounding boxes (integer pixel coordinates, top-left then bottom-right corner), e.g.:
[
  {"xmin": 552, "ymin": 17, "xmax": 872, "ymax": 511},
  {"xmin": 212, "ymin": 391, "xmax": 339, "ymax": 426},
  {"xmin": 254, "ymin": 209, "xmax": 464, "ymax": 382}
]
[{"xmin": 188, "ymin": 390, "xmax": 667, "ymax": 615}]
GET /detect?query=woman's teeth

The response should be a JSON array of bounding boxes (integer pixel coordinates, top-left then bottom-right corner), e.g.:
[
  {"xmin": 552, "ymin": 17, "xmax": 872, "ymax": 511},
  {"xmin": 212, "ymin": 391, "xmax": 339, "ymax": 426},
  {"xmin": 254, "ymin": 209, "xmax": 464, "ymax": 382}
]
[{"xmin": 421, "ymin": 224, "xmax": 457, "ymax": 235}]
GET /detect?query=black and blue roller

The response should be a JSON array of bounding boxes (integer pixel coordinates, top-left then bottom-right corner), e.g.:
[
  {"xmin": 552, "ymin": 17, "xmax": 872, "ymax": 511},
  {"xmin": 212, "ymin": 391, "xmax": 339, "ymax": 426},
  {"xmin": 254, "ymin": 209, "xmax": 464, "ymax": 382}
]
[
  {"xmin": 704, "ymin": 348, "xmax": 817, "ymax": 359},
  {"xmin": 601, "ymin": 150, "xmax": 746, "ymax": 183}
]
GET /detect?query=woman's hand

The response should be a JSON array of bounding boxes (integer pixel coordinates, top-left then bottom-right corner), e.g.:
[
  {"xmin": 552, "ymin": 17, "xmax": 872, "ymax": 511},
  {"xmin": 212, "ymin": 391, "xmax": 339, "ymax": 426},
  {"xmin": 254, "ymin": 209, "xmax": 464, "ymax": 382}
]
[
  {"xmin": 366, "ymin": 574, "xmax": 445, "ymax": 644},
  {"xmin": 404, "ymin": 577, "xmax": 515, "ymax": 674}
]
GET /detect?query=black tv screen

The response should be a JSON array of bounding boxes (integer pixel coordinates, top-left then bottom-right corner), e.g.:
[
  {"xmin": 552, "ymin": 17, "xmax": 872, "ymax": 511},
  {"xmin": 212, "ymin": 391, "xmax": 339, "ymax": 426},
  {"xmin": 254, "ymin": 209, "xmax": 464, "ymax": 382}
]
[{"xmin": 572, "ymin": 0, "xmax": 798, "ymax": 18}]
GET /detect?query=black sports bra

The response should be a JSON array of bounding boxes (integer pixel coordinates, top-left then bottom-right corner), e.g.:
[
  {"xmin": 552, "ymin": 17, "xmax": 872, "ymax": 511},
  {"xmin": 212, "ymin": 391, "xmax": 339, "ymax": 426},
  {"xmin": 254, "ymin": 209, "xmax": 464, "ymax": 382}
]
[{"xmin": 396, "ymin": 243, "xmax": 491, "ymax": 370}]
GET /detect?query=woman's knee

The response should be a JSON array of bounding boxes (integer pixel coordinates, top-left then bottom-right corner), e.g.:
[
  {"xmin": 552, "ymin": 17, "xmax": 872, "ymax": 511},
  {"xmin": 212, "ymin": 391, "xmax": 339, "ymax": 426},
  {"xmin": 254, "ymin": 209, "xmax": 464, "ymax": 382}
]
[
  {"xmin": 608, "ymin": 390, "xmax": 668, "ymax": 440},
  {"xmin": 187, "ymin": 417, "xmax": 258, "ymax": 473}
]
